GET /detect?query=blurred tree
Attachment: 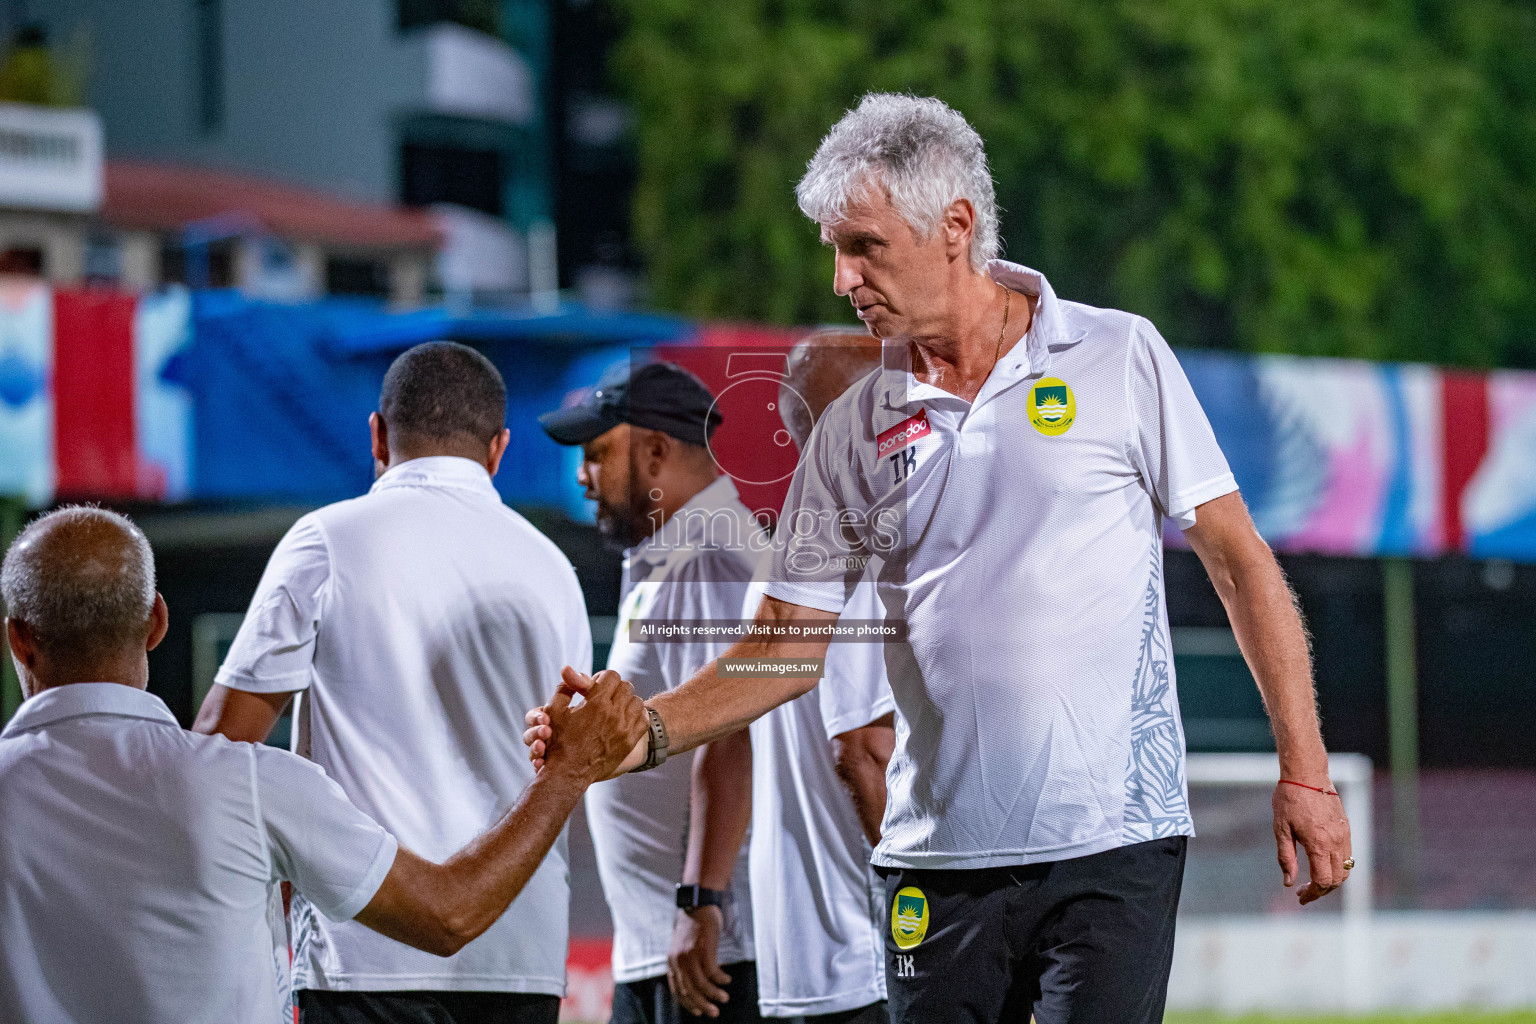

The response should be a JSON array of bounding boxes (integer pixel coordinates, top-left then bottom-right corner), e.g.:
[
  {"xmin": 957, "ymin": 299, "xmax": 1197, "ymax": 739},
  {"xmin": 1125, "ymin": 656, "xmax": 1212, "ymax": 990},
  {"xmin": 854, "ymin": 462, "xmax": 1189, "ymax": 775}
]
[
  {"xmin": 0, "ymin": 25, "xmax": 60, "ymax": 105},
  {"xmin": 613, "ymin": 0, "xmax": 1536, "ymax": 367},
  {"xmin": 0, "ymin": 23, "xmax": 90, "ymax": 108}
]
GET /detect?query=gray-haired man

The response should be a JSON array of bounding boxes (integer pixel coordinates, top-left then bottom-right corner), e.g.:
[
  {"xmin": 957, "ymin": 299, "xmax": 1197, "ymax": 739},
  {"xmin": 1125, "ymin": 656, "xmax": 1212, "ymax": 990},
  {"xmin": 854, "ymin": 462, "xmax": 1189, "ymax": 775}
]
[{"xmin": 531, "ymin": 94, "xmax": 1353, "ymax": 1023}]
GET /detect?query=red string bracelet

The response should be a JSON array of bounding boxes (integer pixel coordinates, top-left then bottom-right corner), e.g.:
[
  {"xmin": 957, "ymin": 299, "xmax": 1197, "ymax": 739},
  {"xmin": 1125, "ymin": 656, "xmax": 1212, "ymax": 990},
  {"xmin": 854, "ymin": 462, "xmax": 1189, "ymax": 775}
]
[{"xmin": 1279, "ymin": 779, "xmax": 1338, "ymax": 796}]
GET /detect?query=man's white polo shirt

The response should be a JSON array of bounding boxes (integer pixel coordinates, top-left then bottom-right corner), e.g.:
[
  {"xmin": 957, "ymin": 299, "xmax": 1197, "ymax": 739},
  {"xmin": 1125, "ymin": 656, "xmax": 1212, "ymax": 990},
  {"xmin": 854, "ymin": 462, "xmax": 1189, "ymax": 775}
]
[
  {"xmin": 586, "ymin": 476, "xmax": 763, "ymax": 984},
  {"xmin": 744, "ymin": 572, "xmax": 892, "ymax": 1018},
  {"xmin": 766, "ymin": 261, "xmax": 1237, "ymax": 870},
  {"xmin": 216, "ymin": 455, "xmax": 592, "ymax": 994},
  {"xmin": 0, "ymin": 683, "xmax": 396, "ymax": 1024}
]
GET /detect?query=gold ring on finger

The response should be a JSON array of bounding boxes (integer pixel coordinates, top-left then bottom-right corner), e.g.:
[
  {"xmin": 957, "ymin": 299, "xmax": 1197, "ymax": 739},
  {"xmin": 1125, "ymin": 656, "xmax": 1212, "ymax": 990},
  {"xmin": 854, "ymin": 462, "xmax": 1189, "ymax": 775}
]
[{"xmin": 1343, "ymin": 858, "xmax": 1355, "ymax": 870}]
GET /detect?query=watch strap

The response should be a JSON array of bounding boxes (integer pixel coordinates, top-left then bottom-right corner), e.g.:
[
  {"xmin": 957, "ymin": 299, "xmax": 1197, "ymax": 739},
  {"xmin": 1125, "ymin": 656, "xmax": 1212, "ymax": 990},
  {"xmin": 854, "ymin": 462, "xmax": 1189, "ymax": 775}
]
[
  {"xmin": 629, "ymin": 704, "xmax": 670, "ymax": 773},
  {"xmin": 675, "ymin": 884, "xmax": 726, "ymax": 911}
]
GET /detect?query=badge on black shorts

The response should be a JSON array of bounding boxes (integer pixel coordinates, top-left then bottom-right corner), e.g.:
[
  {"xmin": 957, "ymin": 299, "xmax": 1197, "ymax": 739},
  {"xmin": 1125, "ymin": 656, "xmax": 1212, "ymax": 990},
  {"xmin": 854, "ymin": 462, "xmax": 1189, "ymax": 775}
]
[{"xmin": 891, "ymin": 886, "xmax": 929, "ymax": 950}]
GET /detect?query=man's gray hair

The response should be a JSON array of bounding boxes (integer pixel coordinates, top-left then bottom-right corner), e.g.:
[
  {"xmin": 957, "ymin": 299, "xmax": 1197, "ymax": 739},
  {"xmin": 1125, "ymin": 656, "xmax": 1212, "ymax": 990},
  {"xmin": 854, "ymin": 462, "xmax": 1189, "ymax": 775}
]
[
  {"xmin": 797, "ymin": 93, "xmax": 1000, "ymax": 270},
  {"xmin": 1, "ymin": 506, "xmax": 156, "ymax": 661}
]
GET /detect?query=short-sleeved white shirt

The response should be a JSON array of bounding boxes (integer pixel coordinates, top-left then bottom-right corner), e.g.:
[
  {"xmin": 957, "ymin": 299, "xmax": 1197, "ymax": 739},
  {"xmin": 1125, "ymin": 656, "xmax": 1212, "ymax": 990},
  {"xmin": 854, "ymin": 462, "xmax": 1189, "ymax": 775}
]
[
  {"xmin": 766, "ymin": 261, "xmax": 1237, "ymax": 870},
  {"xmin": 217, "ymin": 456, "xmax": 591, "ymax": 994},
  {"xmin": 585, "ymin": 476, "xmax": 763, "ymax": 984},
  {"xmin": 745, "ymin": 571, "xmax": 892, "ymax": 1018},
  {"xmin": 0, "ymin": 683, "xmax": 396, "ymax": 1024}
]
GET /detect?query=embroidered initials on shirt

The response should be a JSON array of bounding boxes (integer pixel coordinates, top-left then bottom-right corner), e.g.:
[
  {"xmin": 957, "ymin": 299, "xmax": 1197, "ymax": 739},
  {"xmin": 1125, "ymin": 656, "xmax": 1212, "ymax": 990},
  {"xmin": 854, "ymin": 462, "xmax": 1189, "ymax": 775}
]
[{"xmin": 890, "ymin": 447, "xmax": 918, "ymax": 483}]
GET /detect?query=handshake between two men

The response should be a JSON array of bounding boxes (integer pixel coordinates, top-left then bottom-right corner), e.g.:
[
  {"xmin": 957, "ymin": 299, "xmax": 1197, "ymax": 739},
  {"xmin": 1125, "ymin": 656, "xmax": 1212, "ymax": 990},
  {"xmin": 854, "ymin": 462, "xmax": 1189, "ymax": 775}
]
[
  {"xmin": 527, "ymin": 667, "xmax": 656, "ymax": 778},
  {"xmin": 534, "ymin": 669, "xmax": 651, "ymax": 781}
]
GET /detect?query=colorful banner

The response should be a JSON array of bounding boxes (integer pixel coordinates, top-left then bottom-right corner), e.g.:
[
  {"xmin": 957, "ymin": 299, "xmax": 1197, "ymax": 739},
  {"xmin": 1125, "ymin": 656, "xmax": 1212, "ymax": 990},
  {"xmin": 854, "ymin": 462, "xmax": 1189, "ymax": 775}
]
[
  {"xmin": 135, "ymin": 288, "xmax": 195, "ymax": 501},
  {"xmin": 1464, "ymin": 372, "xmax": 1536, "ymax": 560},
  {"xmin": 1180, "ymin": 353, "xmax": 1445, "ymax": 558},
  {"xmin": 1180, "ymin": 352, "xmax": 1536, "ymax": 562},
  {"xmin": 0, "ymin": 279, "xmax": 53, "ymax": 505},
  {"xmin": 0, "ymin": 283, "xmax": 192, "ymax": 506},
  {"xmin": 8, "ymin": 291, "xmax": 1536, "ymax": 566}
]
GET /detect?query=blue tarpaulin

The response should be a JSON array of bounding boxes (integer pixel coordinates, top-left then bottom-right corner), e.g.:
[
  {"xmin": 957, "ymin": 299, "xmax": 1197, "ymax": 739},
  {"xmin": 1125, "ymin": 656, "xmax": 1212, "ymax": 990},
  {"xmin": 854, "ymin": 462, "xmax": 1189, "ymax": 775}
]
[
  {"xmin": 322, "ymin": 302, "xmax": 693, "ymax": 356},
  {"xmin": 187, "ymin": 292, "xmax": 693, "ymax": 507}
]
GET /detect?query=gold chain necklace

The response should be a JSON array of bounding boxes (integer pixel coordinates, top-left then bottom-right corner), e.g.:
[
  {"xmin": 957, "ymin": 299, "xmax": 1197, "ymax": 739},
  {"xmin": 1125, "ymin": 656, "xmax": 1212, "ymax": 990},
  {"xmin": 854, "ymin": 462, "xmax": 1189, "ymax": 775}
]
[{"xmin": 994, "ymin": 286, "xmax": 1012, "ymax": 365}]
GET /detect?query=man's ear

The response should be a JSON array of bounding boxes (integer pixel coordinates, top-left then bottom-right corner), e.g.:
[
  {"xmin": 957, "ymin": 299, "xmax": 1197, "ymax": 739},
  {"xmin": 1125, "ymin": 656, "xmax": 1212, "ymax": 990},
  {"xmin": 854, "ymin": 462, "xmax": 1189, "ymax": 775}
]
[
  {"xmin": 941, "ymin": 198, "xmax": 976, "ymax": 262},
  {"xmin": 146, "ymin": 594, "xmax": 170, "ymax": 653},
  {"xmin": 486, "ymin": 427, "xmax": 512, "ymax": 477},
  {"xmin": 369, "ymin": 412, "xmax": 390, "ymax": 468},
  {"xmin": 639, "ymin": 428, "xmax": 670, "ymax": 478},
  {"xmin": 6, "ymin": 617, "xmax": 36, "ymax": 668}
]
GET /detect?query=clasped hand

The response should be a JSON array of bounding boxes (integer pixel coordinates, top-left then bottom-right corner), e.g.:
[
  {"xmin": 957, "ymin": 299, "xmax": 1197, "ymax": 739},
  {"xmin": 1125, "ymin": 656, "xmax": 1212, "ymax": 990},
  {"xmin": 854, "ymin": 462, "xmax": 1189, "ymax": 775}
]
[
  {"xmin": 525, "ymin": 667, "xmax": 648, "ymax": 781},
  {"xmin": 525, "ymin": 667, "xmax": 647, "ymax": 778}
]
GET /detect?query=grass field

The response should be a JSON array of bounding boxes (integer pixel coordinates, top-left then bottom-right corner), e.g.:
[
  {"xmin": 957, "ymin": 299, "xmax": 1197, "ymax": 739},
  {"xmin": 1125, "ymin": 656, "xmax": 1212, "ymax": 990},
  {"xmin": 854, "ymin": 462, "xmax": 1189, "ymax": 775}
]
[{"xmin": 1165, "ymin": 1014, "xmax": 1536, "ymax": 1023}]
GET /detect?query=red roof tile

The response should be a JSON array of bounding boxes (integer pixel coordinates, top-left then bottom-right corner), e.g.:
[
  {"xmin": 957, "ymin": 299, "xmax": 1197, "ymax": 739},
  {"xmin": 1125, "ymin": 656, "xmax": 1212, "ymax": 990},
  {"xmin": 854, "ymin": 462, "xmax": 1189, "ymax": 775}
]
[{"xmin": 102, "ymin": 159, "xmax": 441, "ymax": 250}]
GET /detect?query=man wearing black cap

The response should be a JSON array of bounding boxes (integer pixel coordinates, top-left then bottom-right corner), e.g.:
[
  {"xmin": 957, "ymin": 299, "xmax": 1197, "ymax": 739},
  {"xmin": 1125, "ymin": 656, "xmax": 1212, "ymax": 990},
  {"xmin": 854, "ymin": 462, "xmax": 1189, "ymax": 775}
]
[{"xmin": 541, "ymin": 362, "xmax": 766, "ymax": 1024}]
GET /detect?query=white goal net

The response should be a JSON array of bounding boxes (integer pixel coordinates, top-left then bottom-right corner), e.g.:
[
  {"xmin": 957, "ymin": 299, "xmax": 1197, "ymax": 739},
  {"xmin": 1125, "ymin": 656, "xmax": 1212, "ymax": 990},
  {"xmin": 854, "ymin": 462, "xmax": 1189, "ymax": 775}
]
[{"xmin": 1183, "ymin": 752, "xmax": 1374, "ymax": 920}]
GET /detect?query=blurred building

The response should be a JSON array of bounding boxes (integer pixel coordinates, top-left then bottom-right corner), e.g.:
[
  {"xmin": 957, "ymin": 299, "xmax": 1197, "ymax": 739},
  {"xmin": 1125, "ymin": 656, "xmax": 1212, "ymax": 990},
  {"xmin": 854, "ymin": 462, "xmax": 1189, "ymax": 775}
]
[
  {"xmin": 10, "ymin": 0, "xmax": 565, "ymax": 305},
  {"xmin": 0, "ymin": 102, "xmax": 438, "ymax": 302}
]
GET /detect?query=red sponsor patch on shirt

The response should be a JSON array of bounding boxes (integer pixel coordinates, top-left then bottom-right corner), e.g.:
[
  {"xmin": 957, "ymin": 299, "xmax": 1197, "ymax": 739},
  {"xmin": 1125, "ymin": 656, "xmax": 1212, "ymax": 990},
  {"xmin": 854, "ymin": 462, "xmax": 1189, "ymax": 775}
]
[{"xmin": 877, "ymin": 409, "xmax": 931, "ymax": 457}]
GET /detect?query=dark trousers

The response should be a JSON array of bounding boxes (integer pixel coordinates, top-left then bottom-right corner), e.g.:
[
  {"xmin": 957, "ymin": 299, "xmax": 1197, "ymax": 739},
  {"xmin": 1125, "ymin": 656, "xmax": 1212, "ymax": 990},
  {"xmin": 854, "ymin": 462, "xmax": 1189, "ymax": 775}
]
[
  {"xmin": 297, "ymin": 990, "xmax": 560, "ymax": 1024},
  {"xmin": 610, "ymin": 961, "xmax": 762, "ymax": 1024},
  {"xmin": 879, "ymin": 836, "xmax": 1187, "ymax": 1024}
]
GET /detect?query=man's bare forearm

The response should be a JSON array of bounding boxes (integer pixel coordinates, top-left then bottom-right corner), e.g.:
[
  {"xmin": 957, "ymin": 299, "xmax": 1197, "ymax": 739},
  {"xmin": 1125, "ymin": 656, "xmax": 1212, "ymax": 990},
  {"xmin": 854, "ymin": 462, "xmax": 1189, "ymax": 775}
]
[
  {"xmin": 365, "ymin": 675, "xmax": 647, "ymax": 955},
  {"xmin": 1226, "ymin": 556, "xmax": 1328, "ymax": 780},
  {"xmin": 648, "ymin": 597, "xmax": 836, "ymax": 758},
  {"xmin": 192, "ymin": 683, "xmax": 293, "ymax": 743},
  {"xmin": 436, "ymin": 765, "xmax": 589, "ymax": 937},
  {"xmin": 684, "ymin": 729, "xmax": 753, "ymax": 890},
  {"xmin": 356, "ymin": 764, "xmax": 588, "ymax": 956},
  {"xmin": 833, "ymin": 714, "xmax": 895, "ymax": 846},
  {"xmin": 1187, "ymin": 494, "xmax": 1328, "ymax": 783},
  {"xmin": 650, "ymin": 645, "xmax": 819, "ymax": 756}
]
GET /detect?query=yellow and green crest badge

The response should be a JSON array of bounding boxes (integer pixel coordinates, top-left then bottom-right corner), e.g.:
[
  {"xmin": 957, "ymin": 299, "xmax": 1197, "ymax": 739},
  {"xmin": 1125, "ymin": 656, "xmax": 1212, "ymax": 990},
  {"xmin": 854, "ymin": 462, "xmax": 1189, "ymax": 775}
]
[
  {"xmin": 1028, "ymin": 377, "xmax": 1076, "ymax": 436},
  {"xmin": 891, "ymin": 886, "xmax": 929, "ymax": 950}
]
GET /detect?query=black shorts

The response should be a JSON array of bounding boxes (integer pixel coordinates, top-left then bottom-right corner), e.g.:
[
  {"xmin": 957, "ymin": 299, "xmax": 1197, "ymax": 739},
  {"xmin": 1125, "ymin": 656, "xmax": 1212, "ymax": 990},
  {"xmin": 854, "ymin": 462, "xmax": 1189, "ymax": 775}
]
[
  {"xmin": 804, "ymin": 1001, "xmax": 890, "ymax": 1024},
  {"xmin": 879, "ymin": 836, "xmax": 1187, "ymax": 1024},
  {"xmin": 297, "ymin": 989, "xmax": 559, "ymax": 1024},
  {"xmin": 609, "ymin": 962, "xmax": 762, "ymax": 1024}
]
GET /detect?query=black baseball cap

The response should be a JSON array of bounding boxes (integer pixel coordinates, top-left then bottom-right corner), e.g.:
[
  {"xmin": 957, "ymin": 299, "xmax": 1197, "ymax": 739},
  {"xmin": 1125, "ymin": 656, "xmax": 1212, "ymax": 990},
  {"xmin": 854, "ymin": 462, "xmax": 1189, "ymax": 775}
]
[{"xmin": 539, "ymin": 360, "xmax": 723, "ymax": 447}]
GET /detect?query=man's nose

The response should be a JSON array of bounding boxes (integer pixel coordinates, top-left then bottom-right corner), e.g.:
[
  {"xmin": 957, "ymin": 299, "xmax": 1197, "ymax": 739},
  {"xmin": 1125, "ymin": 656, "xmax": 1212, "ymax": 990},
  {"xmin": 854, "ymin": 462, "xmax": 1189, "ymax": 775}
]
[
  {"xmin": 832, "ymin": 251, "xmax": 861, "ymax": 298},
  {"xmin": 577, "ymin": 462, "xmax": 593, "ymax": 488}
]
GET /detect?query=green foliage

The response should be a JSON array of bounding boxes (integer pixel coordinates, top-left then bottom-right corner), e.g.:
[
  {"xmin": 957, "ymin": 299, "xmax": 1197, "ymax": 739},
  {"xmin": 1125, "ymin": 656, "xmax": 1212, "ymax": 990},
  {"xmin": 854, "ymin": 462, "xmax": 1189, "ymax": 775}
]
[
  {"xmin": 613, "ymin": 0, "xmax": 1536, "ymax": 367},
  {"xmin": 0, "ymin": 25, "xmax": 89, "ymax": 108}
]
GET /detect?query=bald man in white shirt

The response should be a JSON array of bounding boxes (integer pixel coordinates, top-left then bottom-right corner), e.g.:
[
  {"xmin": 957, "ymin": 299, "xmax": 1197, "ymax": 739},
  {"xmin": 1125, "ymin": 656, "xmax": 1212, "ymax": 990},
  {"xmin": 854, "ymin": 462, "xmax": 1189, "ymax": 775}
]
[
  {"xmin": 670, "ymin": 332, "xmax": 895, "ymax": 1024},
  {"xmin": 0, "ymin": 506, "xmax": 645, "ymax": 1024},
  {"xmin": 539, "ymin": 361, "xmax": 765, "ymax": 1024}
]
